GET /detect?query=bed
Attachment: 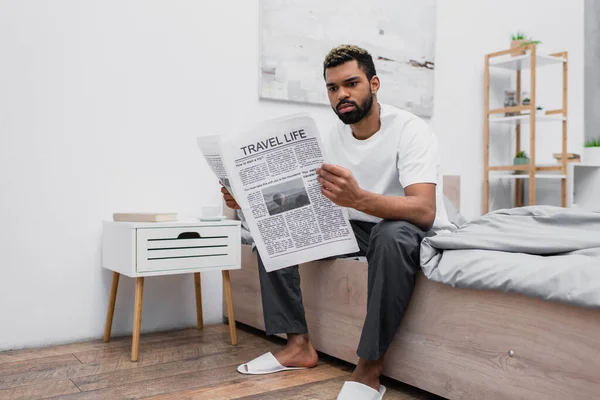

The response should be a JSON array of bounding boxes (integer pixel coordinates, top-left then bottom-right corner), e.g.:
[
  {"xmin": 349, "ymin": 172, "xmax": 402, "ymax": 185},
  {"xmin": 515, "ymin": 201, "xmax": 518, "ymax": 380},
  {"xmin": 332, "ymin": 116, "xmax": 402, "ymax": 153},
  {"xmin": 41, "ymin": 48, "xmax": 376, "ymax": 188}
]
[{"xmin": 223, "ymin": 176, "xmax": 600, "ymax": 400}]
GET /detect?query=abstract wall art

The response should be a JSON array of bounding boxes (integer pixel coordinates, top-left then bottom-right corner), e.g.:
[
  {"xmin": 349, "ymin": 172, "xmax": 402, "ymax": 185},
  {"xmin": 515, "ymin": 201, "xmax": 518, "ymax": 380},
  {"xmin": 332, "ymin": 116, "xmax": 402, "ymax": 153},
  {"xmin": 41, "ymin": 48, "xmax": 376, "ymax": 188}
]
[{"xmin": 259, "ymin": 0, "xmax": 437, "ymax": 117}]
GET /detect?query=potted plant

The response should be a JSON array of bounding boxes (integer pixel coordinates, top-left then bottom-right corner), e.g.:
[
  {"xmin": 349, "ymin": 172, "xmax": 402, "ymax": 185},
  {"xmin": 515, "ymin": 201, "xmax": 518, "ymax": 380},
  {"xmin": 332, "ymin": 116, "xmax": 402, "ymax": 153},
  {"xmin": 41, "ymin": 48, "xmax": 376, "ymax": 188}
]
[
  {"xmin": 536, "ymin": 106, "xmax": 545, "ymax": 116},
  {"xmin": 513, "ymin": 150, "xmax": 530, "ymax": 174},
  {"xmin": 510, "ymin": 32, "xmax": 542, "ymax": 55},
  {"xmin": 584, "ymin": 137, "xmax": 600, "ymax": 165},
  {"xmin": 511, "ymin": 32, "xmax": 527, "ymax": 55},
  {"xmin": 521, "ymin": 39, "xmax": 542, "ymax": 47}
]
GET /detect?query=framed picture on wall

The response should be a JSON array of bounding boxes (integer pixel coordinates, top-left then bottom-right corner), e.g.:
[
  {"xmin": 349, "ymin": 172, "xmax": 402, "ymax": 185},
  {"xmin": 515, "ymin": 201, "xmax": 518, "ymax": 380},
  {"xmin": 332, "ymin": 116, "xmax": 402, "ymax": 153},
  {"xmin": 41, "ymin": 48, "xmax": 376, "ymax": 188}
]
[{"xmin": 258, "ymin": 0, "xmax": 437, "ymax": 117}]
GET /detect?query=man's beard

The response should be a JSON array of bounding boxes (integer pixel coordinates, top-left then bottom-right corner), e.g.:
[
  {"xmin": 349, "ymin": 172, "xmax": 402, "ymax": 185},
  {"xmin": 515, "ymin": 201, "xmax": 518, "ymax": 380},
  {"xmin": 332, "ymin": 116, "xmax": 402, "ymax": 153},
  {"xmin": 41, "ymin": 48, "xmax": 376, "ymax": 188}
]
[{"xmin": 333, "ymin": 92, "xmax": 374, "ymax": 125}]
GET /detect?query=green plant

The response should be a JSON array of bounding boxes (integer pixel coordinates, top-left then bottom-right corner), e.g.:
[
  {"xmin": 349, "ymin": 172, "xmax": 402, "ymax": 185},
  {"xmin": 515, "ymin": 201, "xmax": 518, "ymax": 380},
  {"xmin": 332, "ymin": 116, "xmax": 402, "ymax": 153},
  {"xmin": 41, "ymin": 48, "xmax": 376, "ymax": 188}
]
[
  {"xmin": 584, "ymin": 137, "xmax": 600, "ymax": 148},
  {"xmin": 514, "ymin": 150, "xmax": 529, "ymax": 174},
  {"xmin": 515, "ymin": 150, "xmax": 529, "ymax": 158},
  {"xmin": 510, "ymin": 32, "xmax": 542, "ymax": 46},
  {"xmin": 521, "ymin": 40, "xmax": 542, "ymax": 46}
]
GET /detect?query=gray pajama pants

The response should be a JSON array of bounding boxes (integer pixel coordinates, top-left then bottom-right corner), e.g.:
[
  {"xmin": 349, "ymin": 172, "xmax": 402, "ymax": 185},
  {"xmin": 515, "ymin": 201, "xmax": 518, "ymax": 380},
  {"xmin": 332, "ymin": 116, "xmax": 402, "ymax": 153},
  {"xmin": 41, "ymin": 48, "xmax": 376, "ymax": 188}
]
[{"xmin": 256, "ymin": 219, "xmax": 429, "ymax": 361}]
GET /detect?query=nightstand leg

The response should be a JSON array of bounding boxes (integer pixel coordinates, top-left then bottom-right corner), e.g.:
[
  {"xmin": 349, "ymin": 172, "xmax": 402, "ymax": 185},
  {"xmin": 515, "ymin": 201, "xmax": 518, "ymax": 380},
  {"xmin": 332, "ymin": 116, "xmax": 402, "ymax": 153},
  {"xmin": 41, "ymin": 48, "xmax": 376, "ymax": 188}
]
[
  {"xmin": 222, "ymin": 270, "xmax": 237, "ymax": 346},
  {"xmin": 131, "ymin": 277, "xmax": 144, "ymax": 362},
  {"xmin": 103, "ymin": 272, "xmax": 120, "ymax": 342},
  {"xmin": 194, "ymin": 272, "xmax": 203, "ymax": 330}
]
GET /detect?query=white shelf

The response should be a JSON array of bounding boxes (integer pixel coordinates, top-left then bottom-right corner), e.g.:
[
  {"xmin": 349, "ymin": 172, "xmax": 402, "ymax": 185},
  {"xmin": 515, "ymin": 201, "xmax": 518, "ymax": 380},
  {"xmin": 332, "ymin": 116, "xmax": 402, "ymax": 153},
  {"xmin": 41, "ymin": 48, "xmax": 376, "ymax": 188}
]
[
  {"xmin": 490, "ymin": 114, "xmax": 566, "ymax": 124},
  {"xmin": 488, "ymin": 53, "xmax": 566, "ymax": 70},
  {"xmin": 490, "ymin": 173, "xmax": 566, "ymax": 180}
]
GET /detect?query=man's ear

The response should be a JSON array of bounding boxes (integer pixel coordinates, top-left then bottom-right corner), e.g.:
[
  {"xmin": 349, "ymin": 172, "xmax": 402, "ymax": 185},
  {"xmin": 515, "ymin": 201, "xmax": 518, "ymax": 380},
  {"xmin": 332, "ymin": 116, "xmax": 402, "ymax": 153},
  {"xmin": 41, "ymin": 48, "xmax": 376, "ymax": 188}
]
[{"xmin": 370, "ymin": 76, "xmax": 380, "ymax": 94}]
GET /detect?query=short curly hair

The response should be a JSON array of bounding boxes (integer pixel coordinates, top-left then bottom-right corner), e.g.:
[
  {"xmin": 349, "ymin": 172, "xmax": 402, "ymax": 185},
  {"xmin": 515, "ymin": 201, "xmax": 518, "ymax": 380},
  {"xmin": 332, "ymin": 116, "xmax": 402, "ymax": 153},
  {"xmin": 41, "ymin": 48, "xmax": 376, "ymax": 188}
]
[{"xmin": 323, "ymin": 45, "xmax": 377, "ymax": 81}]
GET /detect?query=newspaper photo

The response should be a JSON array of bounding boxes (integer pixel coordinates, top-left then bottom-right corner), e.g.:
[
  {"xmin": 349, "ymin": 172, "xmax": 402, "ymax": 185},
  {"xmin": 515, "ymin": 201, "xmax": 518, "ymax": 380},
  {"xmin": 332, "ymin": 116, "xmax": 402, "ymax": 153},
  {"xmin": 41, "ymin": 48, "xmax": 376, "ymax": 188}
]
[{"xmin": 197, "ymin": 113, "xmax": 359, "ymax": 272}]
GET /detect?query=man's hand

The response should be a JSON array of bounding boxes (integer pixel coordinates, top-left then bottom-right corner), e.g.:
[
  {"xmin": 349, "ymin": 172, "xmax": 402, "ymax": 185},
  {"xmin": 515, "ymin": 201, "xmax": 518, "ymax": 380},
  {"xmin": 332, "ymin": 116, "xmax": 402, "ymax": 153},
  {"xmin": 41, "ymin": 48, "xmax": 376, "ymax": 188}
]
[
  {"xmin": 221, "ymin": 185, "xmax": 240, "ymax": 210},
  {"xmin": 316, "ymin": 163, "xmax": 436, "ymax": 231},
  {"xmin": 316, "ymin": 163, "xmax": 366, "ymax": 209}
]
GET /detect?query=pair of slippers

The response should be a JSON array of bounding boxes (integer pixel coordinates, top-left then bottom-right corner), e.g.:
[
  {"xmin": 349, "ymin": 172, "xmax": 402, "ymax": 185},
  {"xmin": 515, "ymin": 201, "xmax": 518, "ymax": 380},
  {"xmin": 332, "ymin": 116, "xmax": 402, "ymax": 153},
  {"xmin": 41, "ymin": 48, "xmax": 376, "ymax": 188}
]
[{"xmin": 237, "ymin": 351, "xmax": 386, "ymax": 399}]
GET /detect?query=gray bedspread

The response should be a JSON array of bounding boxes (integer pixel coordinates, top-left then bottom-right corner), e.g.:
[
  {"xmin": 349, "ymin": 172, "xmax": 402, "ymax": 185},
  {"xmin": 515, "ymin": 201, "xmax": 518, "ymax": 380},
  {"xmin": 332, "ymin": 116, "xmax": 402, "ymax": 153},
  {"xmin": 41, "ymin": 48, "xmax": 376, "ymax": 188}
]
[{"xmin": 420, "ymin": 206, "xmax": 600, "ymax": 308}]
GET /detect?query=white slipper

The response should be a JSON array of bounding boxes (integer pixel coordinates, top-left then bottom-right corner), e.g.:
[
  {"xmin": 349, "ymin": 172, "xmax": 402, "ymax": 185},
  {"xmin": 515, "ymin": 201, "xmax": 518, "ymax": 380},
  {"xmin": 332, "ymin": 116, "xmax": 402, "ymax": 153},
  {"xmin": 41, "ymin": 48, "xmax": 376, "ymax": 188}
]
[
  {"xmin": 236, "ymin": 352, "xmax": 309, "ymax": 375},
  {"xmin": 336, "ymin": 381, "xmax": 387, "ymax": 400}
]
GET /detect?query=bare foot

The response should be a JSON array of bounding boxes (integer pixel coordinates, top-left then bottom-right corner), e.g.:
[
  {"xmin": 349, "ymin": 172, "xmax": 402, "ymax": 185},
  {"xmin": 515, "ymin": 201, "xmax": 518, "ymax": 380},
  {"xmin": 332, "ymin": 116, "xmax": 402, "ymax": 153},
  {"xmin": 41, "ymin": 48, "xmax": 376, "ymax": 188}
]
[
  {"xmin": 350, "ymin": 358, "xmax": 384, "ymax": 392},
  {"xmin": 243, "ymin": 333, "xmax": 318, "ymax": 372},
  {"xmin": 274, "ymin": 333, "xmax": 319, "ymax": 368}
]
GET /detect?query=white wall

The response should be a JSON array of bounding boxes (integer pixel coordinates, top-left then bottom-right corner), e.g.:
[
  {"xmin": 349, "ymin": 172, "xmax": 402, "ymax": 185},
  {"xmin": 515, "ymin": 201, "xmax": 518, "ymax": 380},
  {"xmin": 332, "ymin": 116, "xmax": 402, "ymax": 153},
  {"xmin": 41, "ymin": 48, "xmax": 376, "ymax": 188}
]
[
  {"xmin": 0, "ymin": 0, "xmax": 336, "ymax": 352},
  {"xmin": 433, "ymin": 0, "xmax": 584, "ymax": 214},
  {"xmin": 0, "ymin": 0, "xmax": 584, "ymax": 351}
]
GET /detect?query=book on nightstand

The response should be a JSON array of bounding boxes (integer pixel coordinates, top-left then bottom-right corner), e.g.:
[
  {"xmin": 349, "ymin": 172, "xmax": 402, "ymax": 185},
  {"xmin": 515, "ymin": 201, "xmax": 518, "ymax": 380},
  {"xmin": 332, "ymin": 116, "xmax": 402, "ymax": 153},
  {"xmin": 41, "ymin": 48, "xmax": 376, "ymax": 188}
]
[{"xmin": 112, "ymin": 212, "xmax": 178, "ymax": 222}]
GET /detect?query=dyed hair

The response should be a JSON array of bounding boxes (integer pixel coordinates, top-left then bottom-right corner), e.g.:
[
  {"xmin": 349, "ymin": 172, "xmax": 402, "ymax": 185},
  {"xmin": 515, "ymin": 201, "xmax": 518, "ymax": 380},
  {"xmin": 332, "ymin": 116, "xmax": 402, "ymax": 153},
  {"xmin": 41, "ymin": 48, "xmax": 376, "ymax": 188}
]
[{"xmin": 323, "ymin": 44, "xmax": 377, "ymax": 81}]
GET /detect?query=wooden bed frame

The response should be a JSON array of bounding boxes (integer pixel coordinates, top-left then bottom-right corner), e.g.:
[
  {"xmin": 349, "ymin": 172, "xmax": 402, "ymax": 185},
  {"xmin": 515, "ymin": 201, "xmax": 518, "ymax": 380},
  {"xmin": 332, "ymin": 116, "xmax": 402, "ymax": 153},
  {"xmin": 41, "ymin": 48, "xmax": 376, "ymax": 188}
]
[{"xmin": 223, "ymin": 176, "xmax": 600, "ymax": 399}]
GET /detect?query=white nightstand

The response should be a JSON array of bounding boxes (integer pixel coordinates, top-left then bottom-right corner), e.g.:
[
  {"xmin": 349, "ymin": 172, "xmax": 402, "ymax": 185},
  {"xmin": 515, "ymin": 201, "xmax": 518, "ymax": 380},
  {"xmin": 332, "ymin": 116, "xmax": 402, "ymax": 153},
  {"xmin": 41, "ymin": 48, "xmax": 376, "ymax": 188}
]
[
  {"xmin": 566, "ymin": 163, "xmax": 600, "ymax": 210},
  {"xmin": 101, "ymin": 218, "xmax": 241, "ymax": 361}
]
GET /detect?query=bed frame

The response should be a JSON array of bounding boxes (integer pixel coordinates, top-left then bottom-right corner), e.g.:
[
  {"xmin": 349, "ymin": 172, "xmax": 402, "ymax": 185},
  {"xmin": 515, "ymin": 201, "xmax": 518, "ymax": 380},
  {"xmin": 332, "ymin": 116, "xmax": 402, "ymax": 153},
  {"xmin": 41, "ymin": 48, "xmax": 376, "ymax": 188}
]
[{"xmin": 223, "ymin": 176, "xmax": 600, "ymax": 399}]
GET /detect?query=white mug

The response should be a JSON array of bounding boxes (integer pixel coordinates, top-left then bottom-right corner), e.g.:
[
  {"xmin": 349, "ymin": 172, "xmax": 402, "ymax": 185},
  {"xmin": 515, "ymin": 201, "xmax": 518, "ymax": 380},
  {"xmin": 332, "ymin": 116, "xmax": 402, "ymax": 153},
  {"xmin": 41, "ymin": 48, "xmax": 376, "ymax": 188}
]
[{"xmin": 201, "ymin": 204, "xmax": 222, "ymax": 218}]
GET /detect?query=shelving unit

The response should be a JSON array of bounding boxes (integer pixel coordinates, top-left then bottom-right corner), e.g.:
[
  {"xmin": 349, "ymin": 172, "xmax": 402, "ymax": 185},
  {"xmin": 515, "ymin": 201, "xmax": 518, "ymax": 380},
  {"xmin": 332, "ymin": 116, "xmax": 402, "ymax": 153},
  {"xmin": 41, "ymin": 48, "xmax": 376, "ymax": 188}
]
[
  {"xmin": 489, "ymin": 114, "xmax": 567, "ymax": 124},
  {"xmin": 484, "ymin": 43, "xmax": 569, "ymax": 213}
]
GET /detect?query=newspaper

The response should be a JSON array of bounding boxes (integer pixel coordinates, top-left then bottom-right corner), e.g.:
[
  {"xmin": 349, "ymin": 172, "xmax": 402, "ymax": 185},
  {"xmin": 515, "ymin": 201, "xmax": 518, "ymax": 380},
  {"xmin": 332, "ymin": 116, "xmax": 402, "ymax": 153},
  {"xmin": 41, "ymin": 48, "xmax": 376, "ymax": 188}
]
[{"xmin": 197, "ymin": 113, "xmax": 359, "ymax": 272}]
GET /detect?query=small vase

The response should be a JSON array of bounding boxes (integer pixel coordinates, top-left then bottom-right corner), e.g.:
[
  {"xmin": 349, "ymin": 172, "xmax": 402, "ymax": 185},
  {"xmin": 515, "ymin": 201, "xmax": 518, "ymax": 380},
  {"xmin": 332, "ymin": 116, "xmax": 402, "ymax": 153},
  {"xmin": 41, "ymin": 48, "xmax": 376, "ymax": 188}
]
[
  {"xmin": 511, "ymin": 40, "xmax": 527, "ymax": 56},
  {"xmin": 513, "ymin": 157, "xmax": 530, "ymax": 174}
]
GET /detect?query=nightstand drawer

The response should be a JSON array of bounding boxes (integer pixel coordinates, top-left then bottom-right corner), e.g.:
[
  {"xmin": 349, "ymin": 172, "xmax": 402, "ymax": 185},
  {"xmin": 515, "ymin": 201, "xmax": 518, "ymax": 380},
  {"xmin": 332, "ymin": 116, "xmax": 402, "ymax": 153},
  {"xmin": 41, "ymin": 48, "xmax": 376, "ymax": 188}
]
[{"xmin": 136, "ymin": 226, "xmax": 238, "ymax": 273}]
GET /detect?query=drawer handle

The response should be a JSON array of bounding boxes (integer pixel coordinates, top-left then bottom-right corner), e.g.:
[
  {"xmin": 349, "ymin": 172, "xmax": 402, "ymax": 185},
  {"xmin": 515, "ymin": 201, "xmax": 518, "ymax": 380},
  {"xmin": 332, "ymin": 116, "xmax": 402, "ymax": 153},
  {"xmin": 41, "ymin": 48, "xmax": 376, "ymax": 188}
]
[{"xmin": 177, "ymin": 232, "xmax": 201, "ymax": 239}]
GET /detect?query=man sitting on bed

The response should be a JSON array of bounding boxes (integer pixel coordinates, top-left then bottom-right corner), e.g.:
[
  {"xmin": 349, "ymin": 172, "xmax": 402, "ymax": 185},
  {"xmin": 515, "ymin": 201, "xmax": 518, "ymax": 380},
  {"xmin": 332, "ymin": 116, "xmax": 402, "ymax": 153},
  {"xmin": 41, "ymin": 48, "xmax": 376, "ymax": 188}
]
[{"xmin": 221, "ymin": 44, "xmax": 452, "ymax": 398}]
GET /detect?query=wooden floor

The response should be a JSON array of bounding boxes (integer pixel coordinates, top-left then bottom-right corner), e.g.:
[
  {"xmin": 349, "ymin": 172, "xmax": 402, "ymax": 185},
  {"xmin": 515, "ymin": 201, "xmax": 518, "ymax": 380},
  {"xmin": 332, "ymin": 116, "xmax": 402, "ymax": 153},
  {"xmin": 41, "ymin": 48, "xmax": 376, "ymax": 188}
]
[{"xmin": 0, "ymin": 324, "xmax": 444, "ymax": 400}]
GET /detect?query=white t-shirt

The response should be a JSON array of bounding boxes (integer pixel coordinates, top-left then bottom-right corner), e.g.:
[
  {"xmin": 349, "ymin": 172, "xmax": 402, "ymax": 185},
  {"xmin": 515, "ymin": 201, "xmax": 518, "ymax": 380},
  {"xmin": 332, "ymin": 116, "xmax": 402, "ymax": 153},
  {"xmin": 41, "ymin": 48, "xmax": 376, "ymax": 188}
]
[{"xmin": 322, "ymin": 103, "xmax": 453, "ymax": 233}]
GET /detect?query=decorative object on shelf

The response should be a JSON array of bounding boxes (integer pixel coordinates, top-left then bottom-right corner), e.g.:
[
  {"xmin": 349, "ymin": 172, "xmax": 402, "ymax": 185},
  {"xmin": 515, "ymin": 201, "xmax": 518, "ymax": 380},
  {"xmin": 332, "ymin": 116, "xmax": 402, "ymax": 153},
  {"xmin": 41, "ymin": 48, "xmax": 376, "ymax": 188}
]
[
  {"xmin": 513, "ymin": 151, "xmax": 530, "ymax": 174},
  {"xmin": 536, "ymin": 106, "xmax": 545, "ymax": 116},
  {"xmin": 584, "ymin": 137, "xmax": 600, "ymax": 165},
  {"xmin": 510, "ymin": 32, "xmax": 542, "ymax": 56},
  {"xmin": 553, "ymin": 153, "xmax": 580, "ymax": 163},
  {"xmin": 504, "ymin": 90, "xmax": 518, "ymax": 116},
  {"xmin": 522, "ymin": 91, "xmax": 531, "ymax": 105},
  {"xmin": 510, "ymin": 32, "xmax": 527, "ymax": 55},
  {"xmin": 521, "ymin": 39, "xmax": 542, "ymax": 47}
]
